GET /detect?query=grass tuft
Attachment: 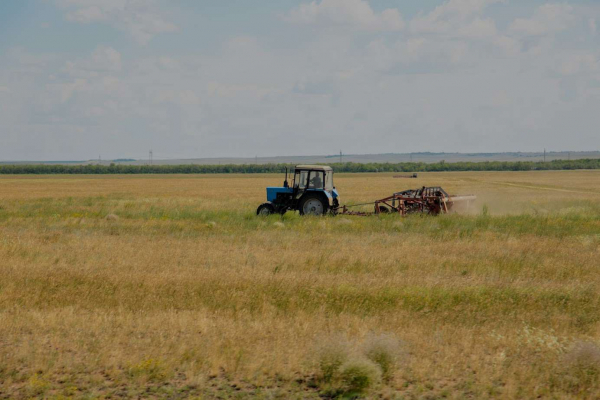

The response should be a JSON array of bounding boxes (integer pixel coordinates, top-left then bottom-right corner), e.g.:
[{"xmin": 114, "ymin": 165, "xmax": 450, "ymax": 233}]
[
  {"xmin": 316, "ymin": 336, "xmax": 351, "ymax": 383},
  {"xmin": 105, "ymin": 213, "xmax": 119, "ymax": 221},
  {"xmin": 339, "ymin": 358, "xmax": 382, "ymax": 394},
  {"xmin": 127, "ymin": 359, "xmax": 168, "ymax": 382},
  {"xmin": 561, "ymin": 341, "xmax": 600, "ymax": 392},
  {"xmin": 363, "ymin": 333, "xmax": 406, "ymax": 381}
]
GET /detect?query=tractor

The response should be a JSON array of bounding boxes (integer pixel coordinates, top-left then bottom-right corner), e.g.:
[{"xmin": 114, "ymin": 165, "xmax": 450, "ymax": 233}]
[{"xmin": 256, "ymin": 165, "xmax": 339, "ymax": 216}]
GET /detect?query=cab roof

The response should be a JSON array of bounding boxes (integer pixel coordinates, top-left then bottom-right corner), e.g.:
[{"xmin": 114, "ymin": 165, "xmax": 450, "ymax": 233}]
[{"xmin": 294, "ymin": 165, "xmax": 332, "ymax": 171}]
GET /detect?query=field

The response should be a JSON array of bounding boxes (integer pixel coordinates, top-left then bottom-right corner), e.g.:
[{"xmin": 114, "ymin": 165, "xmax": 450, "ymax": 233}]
[{"xmin": 1, "ymin": 171, "xmax": 600, "ymax": 399}]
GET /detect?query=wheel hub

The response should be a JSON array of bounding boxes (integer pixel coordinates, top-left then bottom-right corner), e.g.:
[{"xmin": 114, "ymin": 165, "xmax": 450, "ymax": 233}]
[{"xmin": 303, "ymin": 199, "xmax": 323, "ymax": 215}]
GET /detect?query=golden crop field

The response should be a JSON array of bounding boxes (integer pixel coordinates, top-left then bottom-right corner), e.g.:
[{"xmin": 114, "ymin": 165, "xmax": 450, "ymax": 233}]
[{"xmin": 1, "ymin": 171, "xmax": 600, "ymax": 399}]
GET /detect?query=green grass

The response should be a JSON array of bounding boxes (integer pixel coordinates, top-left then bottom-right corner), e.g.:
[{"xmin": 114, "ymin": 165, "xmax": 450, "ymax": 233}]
[{"xmin": 1, "ymin": 195, "xmax": 599, "ymax": 239}]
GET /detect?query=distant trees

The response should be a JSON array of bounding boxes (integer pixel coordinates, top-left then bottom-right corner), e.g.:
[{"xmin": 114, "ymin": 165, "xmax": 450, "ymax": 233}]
[{"xmin": 0, "ymin": 159, "xmax": 599, "ymax": 174}]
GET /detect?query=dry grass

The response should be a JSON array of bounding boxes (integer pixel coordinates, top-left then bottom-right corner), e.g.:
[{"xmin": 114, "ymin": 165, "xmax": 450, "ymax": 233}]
[{"xmin": 1, "ymin": 171, "xmax": 600, "ymax": 399}]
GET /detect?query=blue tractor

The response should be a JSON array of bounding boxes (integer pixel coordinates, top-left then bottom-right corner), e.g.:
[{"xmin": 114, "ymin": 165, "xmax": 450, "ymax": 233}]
[{"xmin": 256, "ymin": 165, "xmax": 340, "ymax": 216}]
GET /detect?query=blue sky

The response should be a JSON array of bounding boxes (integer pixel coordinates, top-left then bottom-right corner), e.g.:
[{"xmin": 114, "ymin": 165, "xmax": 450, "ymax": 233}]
[{"xmin": 1, "ymin": 0, "xmax": 599, "ymax": 160}]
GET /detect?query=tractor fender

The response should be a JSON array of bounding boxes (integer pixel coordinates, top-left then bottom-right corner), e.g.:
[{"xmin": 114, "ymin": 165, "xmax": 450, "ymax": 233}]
[{"xmin": 302, "ymin": 189, "xmax": 334, "ymax": 206}]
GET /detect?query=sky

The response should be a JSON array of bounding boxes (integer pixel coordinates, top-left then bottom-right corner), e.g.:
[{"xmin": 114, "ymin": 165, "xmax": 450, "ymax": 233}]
[{"xmin": 0, "ymin": 0, "xmax": 599, "ymax": 161}]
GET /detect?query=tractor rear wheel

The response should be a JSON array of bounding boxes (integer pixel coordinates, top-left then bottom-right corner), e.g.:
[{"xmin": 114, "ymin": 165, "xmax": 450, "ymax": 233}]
[
  {"xmin": 299, "ymin": 195, "xmax": 327, "ymax": 216},
  {"xmin": 256, "ymin": 203, "xmax": 275, "ymax": 216}
]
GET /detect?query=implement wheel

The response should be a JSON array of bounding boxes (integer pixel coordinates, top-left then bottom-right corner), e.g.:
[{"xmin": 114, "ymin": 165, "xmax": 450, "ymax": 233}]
[
  {"xmin": 256, "ymin": 203, "xmax": 275, "ymax": 216},
  {"xmin": 300, "ymin": 195, "xmax": 327, "ymax": 216}
]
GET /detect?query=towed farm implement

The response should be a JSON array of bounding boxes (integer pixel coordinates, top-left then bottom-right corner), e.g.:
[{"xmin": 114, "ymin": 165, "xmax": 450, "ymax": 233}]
[
  {"xmin": 256, "ymin": 165, "xmax": 476, "ymax": 217},
  {"xmin": 338, "ymin": 186, "xmax": 476, "ymax": 216}
]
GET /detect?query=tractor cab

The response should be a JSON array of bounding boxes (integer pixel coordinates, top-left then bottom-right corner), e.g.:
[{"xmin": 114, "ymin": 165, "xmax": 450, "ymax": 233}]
[
  {"xmin": 258, "ymin": 165, "xmax": 339, "ymax": 216},
  {"xmin": 293, "ymin": 165, "xmax": 334, "ymax": 197}
]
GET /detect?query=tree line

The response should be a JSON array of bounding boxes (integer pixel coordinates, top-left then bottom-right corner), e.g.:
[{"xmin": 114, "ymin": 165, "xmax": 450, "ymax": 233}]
[{"xmin": 0, "ymin": 158, "xmax": 599, "ymax": 174}]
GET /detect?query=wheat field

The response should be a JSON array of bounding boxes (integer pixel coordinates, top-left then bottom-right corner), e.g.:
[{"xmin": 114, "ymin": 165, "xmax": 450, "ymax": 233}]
[{"xmin": 1, "ymin": 171, "xmax": 600, "ymax": 399}]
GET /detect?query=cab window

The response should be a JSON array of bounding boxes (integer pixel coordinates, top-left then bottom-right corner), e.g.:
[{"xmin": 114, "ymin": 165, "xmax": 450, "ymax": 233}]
[
  {"xmin": 308, "ymin": 172, "xmax": 324, "ymax": 189},
  {"xmin": 295, "ymin": 170, "xmax": 309, "ymax": 188},
  {"xmin": 325, "ymin": 171, "xmax": 333, "ymax": 191}
]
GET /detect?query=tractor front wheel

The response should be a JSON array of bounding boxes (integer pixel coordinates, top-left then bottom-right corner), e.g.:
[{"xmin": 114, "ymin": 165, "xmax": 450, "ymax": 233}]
[
  {"xmin": 257, "ymin": 203, "xmax": 275, "ymax": 216},
  {"xmin": 299, "ymin": 195, "xmax": 327, "ymax": 216}
]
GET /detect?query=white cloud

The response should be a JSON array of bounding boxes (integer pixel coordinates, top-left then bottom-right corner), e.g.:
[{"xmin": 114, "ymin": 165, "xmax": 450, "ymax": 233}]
[
  {"xmin": 57, "ymin": 78, "xmax": 88, "ymax": 103},
  {"xmin": 457, "ymin": 17, "xmax": 497, "ymax": 38},
  {"xmin": 85, "ymin": 106, "xmax": 105, "ymax": 117},
  {"xmin": 493, "ymin": 35, "xmax": 520, "ymax": 56},
  {"xmin": 151, "ymin": 88, "xmax": 201, "ymax": 105},
  {"xmin": 286, "ymin": 0, "xmax": 404, "ymax": 31},
  {"xmin": 62, "ymin": 45, "xmax": 122, "ymax": 78},
  {"xmin": 91, "ymin": 46, "xmax": 122, "ymax": 71},
  {"xmin": 509, "ymin": 4, "xmax": 574, "ymax": 36},
  {"xmin": 556, "ymin": 53, "xmax": 599, "ymax": 76},
  {"xmin": 56, "ymin": 0, "xmax": 178, "ymax": 44},
  {"xmin": 65, "ymin": 5, "xmax": 104, "ymax": 23},
  {"xmin": 410, "ymin": 0, "xmax": 503, "ymax": 35}
]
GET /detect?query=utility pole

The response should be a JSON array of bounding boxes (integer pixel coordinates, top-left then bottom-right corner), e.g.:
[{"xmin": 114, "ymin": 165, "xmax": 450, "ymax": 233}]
[
  {"xmin": 149, "ymin": 150, "xmax": 153, "ymax": 165},
  {"xmin": 543, "ymin": 148, "xmax": 546, "ymax": 163},
  {"xmin": 339, "ymin": 150, "xmax": 343, "ymax": 164}
]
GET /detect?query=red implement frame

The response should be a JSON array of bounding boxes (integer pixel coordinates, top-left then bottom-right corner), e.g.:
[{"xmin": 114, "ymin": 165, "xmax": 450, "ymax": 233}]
[{"xmin": 337, "ymin": 187, "xmax": 476, "ymax": 216}]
